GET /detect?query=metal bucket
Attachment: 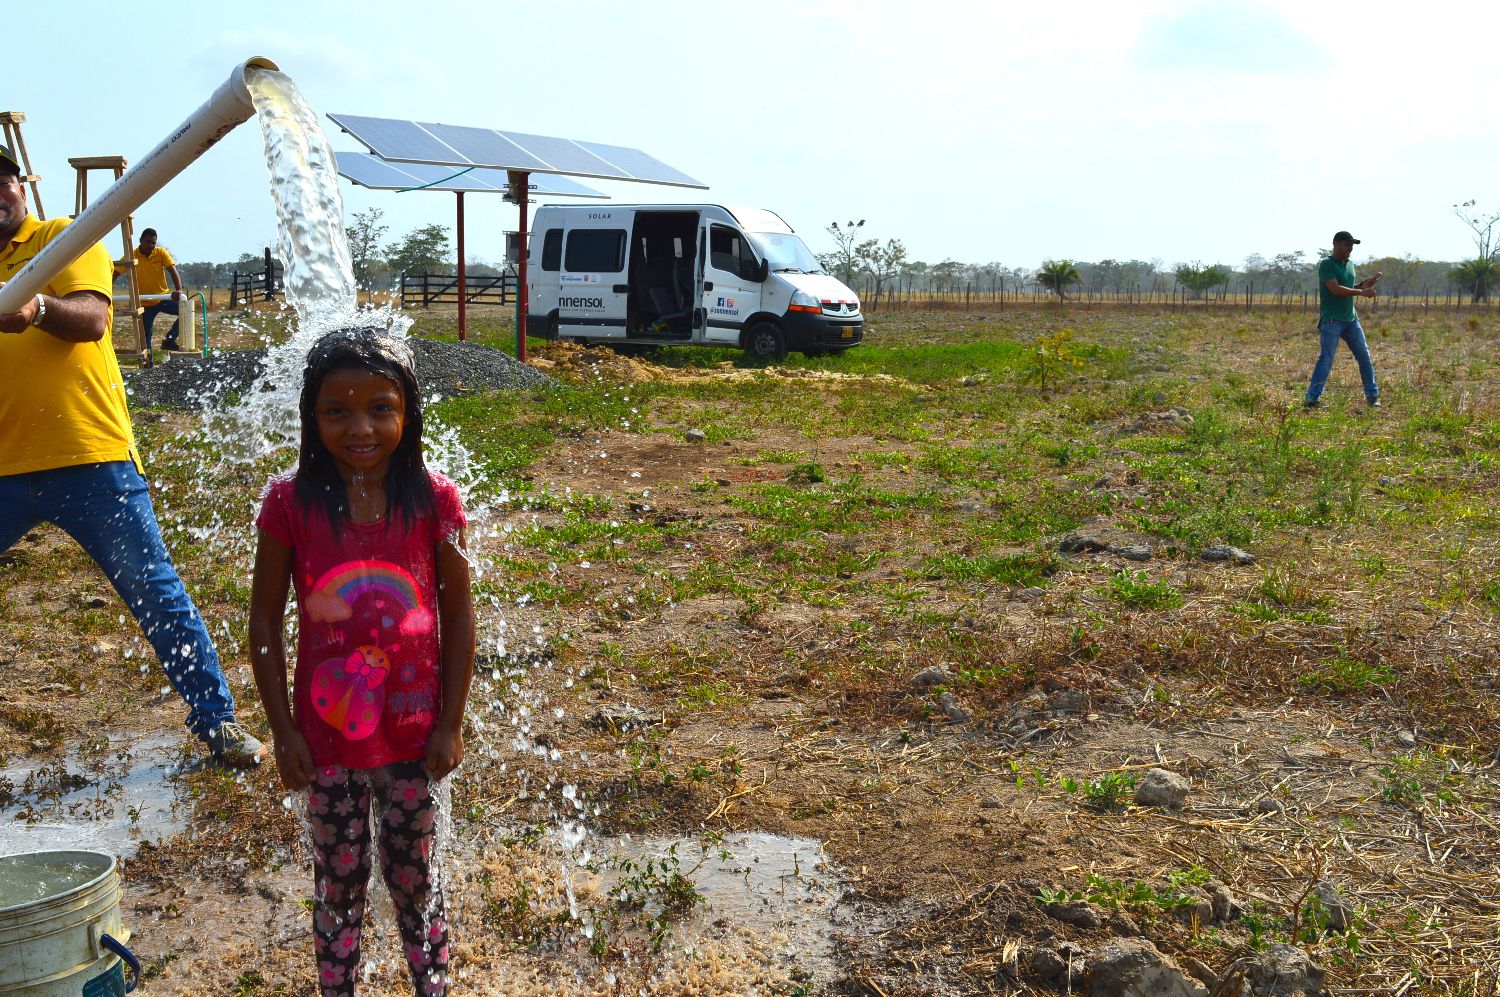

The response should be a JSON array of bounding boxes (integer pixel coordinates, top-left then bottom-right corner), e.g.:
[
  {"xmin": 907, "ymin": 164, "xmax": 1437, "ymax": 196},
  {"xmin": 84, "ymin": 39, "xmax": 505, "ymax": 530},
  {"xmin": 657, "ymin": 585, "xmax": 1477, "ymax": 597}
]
[{"xmin": 0, "ymin": 851, "xmax": 140, "ymax": 996}]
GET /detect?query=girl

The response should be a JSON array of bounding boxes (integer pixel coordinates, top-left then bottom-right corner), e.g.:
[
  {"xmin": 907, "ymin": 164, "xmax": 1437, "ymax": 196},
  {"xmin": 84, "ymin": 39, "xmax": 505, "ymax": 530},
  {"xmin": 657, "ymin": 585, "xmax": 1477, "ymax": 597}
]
[{"xmin": 250, "ymin": 330, "xmax": 475, "ymax": 997}]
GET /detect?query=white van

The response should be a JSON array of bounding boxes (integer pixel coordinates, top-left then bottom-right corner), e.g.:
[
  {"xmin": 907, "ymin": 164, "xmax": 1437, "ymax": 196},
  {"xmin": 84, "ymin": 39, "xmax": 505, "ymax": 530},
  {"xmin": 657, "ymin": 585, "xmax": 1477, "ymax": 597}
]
[{"xmin": 526, "ymin": 204, "xmax": 863, "ymax": 361}]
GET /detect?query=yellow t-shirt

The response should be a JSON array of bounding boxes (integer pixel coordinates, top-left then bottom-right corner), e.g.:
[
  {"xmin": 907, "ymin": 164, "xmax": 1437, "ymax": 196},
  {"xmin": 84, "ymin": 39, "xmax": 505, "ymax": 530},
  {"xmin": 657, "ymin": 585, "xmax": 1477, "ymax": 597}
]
[
  {"xmin": 0, "ymin": 215, "xmax": 136, "ymax": 476},
  {"xmin": 115, "ymin": 244, "xmax": 177, "ymax": 295}
]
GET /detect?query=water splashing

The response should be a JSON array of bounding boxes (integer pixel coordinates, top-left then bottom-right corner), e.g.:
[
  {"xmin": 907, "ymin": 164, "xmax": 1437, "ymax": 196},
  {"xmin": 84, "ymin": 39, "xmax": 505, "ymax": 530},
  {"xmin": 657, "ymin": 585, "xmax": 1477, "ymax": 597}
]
[{"xmin": 245, "ymin": 68, "xmax": 356, "ymax": 328}]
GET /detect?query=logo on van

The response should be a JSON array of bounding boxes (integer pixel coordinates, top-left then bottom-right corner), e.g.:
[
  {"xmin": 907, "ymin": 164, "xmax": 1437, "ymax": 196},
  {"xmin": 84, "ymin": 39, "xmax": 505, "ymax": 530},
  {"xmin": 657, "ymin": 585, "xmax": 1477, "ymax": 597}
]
[
  {"xmin": 560, "ymin": 274, "xmax": 600, "ymax": 284},
  {"xmin": 561, "ymin": 296, "xmax": 604, "ymax": 309},
  {"xmin": 716, "ymin": 296, "xmax": 735, "ymax": 308}
]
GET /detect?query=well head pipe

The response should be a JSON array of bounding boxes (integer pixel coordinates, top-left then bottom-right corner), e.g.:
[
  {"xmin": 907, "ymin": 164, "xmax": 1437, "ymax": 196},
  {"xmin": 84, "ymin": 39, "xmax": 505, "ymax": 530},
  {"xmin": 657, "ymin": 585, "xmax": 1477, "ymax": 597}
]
[{"xmin": 0, "ymin": 57, "xmax": 280, "ymax": 315}]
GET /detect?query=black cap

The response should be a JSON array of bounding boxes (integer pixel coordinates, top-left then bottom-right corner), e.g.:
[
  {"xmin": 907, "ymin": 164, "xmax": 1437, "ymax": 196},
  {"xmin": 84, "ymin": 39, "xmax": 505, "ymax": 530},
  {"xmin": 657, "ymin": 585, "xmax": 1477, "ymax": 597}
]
[
  {"xmin": 1332, "ymin": 230, "xmax": 1361, "ymax": 245},
  {"xmin": 0, "ymin": 145, "xmax": 20, "ymax": 177}
]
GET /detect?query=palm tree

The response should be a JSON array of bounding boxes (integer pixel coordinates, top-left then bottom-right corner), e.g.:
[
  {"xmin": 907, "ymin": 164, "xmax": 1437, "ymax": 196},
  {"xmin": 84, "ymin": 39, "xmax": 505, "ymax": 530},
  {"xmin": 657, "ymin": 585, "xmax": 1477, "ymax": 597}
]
[
  {"xmin": 1036, "ymin": 259, "xmax": 1082, "ymax": 300},
  {"xmin": 1448, "ymin": 258, "xmax": 1500, "ymax": 302}
]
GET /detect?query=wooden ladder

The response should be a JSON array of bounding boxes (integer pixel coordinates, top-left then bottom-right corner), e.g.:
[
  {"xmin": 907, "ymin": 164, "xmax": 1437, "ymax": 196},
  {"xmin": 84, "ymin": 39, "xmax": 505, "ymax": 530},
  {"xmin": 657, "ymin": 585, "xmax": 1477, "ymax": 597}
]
[
  {"xmin": 0, "ymin": 111, "xmax": 45, "ymax": 220},
  {"xmin": 70, "ymin": 156, "xmax": 147, "ymax": 367}
]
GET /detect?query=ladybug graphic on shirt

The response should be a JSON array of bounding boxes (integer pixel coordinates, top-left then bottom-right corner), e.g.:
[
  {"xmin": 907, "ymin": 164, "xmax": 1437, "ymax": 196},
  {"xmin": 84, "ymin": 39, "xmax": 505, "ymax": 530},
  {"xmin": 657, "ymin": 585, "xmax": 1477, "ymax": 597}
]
[{"xmin": 311, "ymin": 644, "xmax": 390, "ymax": 740}]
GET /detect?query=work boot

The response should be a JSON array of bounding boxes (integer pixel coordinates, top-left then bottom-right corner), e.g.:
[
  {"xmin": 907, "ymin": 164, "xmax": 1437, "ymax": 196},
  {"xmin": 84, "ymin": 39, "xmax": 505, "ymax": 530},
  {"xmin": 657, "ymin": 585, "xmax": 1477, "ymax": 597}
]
[
  {"xmin": 162, "ymin": 339, "xmax": 180, "ymax": 351},
  {"xmin": 206, "ymin": 721, "xmax": 268, "ymax": 768}
]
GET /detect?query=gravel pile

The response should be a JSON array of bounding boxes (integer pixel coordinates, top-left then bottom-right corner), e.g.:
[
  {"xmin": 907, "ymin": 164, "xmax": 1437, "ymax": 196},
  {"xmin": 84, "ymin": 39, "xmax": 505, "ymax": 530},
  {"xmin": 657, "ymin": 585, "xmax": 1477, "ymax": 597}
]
[{"xmin": 124, "ymin": 337, "xmax": 555, "ymax": 410}]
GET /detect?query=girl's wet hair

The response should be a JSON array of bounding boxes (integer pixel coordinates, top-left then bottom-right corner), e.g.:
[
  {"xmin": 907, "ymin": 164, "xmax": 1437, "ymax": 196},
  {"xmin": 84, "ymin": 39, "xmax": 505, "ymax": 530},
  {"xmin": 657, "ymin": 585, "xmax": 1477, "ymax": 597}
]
[{"xmin": 295, "ymin": 328, "xmax": 434, "ymax": 535}]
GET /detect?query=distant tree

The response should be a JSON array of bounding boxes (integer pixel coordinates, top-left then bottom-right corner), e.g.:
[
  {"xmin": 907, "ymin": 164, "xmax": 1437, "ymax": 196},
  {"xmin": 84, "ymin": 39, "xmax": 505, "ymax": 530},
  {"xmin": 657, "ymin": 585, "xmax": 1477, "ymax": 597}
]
[
  {"xmin": 1243, "ymin": 251, "xmax": 1307, "ymax": 296},
  {"xmin": 232, "ymin": 250, "xmax": 269, "ymax": 273},
  {"xmin": 176, "ymin": 261, "xmax": 220, "ymax": 288},
  {"xmin": 930, "ymin": 259, "xmax": 966, "ymax": 293},
  {"xmin": 387, "ymin": 224, "xmax": 452, "ymax": 276},
  {"xmin": 1036, "ymin": 259, "xmax": 1082, "ymax": 300},
  {"xmin": 1448, "ymin": 258, "xmax": 1500, "ymax": 302},
  {"xmin": 1090, "ymin": 258, "xmax": 1133, "ymax": 294},
  {"xmin": 862, "ymin": 238, "xmax": 908, "ymax": 311},
  {"xmin": 900, "ymin": 259, "xmax": 930, "ymax": 293},
  {"xmin": 347, "ymin": 208, "xmax": 390, "ymax": 288},
  {"xmin": 823, "ymin": 220, "xmax": 871, "ymax": 286},
  {"xmin": 1174, "ymin": 262, "xmax": 1232, "ymax": 299},
  {"xmin": 1453, "ymin": 200, "xmax": 1500, "ymax": 261},
  {"xmin": 1148, "ymin": 257, "xmax": 1168, "ymax": 293},
  {"xmin": 1364, "ymin": 254, "xmax": 1425, "ymax": 298}
]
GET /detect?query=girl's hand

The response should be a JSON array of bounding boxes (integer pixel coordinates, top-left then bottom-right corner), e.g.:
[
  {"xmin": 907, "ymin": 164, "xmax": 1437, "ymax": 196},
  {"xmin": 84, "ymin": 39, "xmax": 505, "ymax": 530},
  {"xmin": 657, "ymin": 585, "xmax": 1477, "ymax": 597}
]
[
  {"xmin": 425, "ymin": 725, "xmax": 464, "ymax": 782},
  {"xmin": 273, "ymin": 729, "xmax": 317, "ymax": 791}
]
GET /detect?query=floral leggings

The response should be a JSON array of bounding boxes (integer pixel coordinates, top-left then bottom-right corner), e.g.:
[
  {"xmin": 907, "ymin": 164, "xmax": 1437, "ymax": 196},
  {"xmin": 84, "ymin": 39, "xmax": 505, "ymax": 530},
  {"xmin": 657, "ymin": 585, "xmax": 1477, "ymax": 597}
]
[{"xmin": 307, "ymin": 762, "xmax": 449, "ymax": 997}]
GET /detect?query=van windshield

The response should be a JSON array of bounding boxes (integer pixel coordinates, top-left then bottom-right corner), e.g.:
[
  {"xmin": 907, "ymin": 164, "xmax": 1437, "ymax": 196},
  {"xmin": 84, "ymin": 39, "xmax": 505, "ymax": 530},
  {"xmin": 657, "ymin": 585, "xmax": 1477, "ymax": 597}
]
[{"xmin": 747, "ymin": 232, "xmax": 825, "ymax": 275}]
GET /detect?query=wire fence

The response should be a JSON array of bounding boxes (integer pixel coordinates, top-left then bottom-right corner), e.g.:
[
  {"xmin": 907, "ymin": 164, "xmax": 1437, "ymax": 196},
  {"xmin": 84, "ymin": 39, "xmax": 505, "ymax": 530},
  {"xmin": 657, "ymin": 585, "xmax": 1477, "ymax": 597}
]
[{"xmin": 862, "ymin": 283, "xmax": 1497, "ymax": 314}]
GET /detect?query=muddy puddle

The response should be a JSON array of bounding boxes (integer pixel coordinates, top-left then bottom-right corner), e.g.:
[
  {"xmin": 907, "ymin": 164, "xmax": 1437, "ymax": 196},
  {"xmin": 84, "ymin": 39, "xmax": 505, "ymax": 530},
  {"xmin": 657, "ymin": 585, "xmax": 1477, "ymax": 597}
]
[
  {"xmin": 0, "ymin": 734, "xmax": 190, "ymax": 856},
  {"xmin": 601, "ymin": 830, "xmax": 844, "ymax": 971}
]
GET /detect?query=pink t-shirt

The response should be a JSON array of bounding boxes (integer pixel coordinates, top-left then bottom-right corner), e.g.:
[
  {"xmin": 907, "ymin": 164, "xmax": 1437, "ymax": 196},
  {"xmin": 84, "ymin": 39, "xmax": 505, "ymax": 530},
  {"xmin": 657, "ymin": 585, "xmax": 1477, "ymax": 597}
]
[{"xmin": 256, "ymin": 472, "xmax": 467, "ymax": 770}]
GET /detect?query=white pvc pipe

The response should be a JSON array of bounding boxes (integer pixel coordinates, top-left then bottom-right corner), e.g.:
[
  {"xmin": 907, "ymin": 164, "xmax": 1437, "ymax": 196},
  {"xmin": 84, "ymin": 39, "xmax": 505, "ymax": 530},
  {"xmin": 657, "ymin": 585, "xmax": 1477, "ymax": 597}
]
[{"xmin": 0, "ymin": 56, "xmax": 279, "ymax": 315}]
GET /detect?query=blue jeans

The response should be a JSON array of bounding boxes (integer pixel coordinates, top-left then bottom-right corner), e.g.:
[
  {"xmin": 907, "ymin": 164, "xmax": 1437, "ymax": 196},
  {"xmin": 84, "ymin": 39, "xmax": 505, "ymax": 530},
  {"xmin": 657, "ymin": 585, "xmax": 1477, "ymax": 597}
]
[
  {"xmin": 1306, "ymin": 317, "xmax": 1379, "ymax": 404},
  {"xmin": 0, "ymin": 461, "xmax": 235, "ymax": 739},
  {"xmin": 142, "ymin": 297, "xmax": 180, "ymax": 349}
]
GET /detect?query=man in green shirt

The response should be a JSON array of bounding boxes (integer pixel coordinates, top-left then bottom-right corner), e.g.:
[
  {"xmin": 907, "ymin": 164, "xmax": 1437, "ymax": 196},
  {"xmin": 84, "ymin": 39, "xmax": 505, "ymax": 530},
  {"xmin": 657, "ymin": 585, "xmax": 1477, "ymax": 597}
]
[{"xmin": 1305, "ymin": 230, "xmax": 1381, "ymax": 408}]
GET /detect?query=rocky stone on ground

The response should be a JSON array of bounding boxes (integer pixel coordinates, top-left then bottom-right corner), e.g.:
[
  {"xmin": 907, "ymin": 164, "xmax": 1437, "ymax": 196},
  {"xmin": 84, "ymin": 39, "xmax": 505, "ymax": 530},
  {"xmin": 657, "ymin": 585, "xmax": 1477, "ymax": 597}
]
[
  {"xmin": 684, "ymin": 428, "xmax": 708, "ymax": 442},
  {"xmin": 1060, "ymin": 533, "xmax": 1112, "ymax": 554},
  {"xmin": 1029, "ymin": 941, "xmax": 1087, "ymax": 987},
  {"xmin": 1207, "ymin": 880, "xmax": 1236, "ymax": 922},
  {"xmin": 1236, "ymin": 943, "xmax": 1325, "ymax": 996},
  {"xmin": 1180, "ymin": 956, "xmax": 1218, "ymax": 989},
  {"xmin": 1133, "ymin": 768, "xmax": 1190, "ymax": 809},
  {"xmin": 1043, "ymin": 899, "xmax": 1100, "ymax": 929},
  {"xmin": 1126, "ymin": 407, "xmax": 1195, "ymax": 433},
  {"xmin": 1200, "ymin": 544, "xmax": 1256, "ymax": 565},
  {"xmin": 1058, "ymin": 531, "xmax": 1155, "ymax": 562},
  {"xmin": 79, "ymin": 593, "xmax": 109, "ymax": 609},
  {"xmin": 910, "ymin": 665, "xmax": 955, "ymax": 690},
  {"xmin": 586, "ymin": 703, "xmax": 660, "ymax": 734},
  {"xmin": 1087, "ymin": 937, "xmax": 1208, "ymax": 997},
  {"xmin": 1310, "ymin": 879, "xmax": 1354, "ymax": 931},
  {"xmin": 1170, "ymin": 887, "xmax": 1215, "ymax": 927},
  {"xmin": 936, "ymin": 691, "xmax": 971, "ymax": 723}
]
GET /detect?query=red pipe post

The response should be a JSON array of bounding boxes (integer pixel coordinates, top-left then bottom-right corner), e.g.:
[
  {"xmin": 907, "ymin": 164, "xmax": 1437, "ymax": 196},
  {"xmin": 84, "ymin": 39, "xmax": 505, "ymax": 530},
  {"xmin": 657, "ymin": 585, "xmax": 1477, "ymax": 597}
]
[
  {"xmin": 512, "ymin": 170, "xmax": 529, "ymax": 364},
  {"xmin": 455, "ymin": 190, "xmax": 466, "ymax": 341}
]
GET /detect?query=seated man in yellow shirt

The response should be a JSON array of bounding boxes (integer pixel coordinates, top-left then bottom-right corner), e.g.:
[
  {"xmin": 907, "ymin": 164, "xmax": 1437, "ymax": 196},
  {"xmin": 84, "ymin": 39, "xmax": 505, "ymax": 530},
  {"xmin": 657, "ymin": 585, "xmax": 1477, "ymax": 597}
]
[{"xmin": 114, "ymin": 227, "xmax": 185, "ymax": 351}]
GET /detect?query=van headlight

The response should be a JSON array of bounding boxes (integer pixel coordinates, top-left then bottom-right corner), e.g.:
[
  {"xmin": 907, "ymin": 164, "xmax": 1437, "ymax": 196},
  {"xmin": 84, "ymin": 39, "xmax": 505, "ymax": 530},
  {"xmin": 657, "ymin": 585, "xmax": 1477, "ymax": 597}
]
[{"xmin": 789, "ymin": 290, "xmax": 822, "ymax": 314}]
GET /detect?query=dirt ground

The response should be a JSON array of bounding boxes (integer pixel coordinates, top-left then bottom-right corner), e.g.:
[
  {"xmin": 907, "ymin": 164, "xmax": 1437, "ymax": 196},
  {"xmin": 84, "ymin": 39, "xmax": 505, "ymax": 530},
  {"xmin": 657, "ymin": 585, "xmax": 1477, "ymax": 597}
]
[{"xmin": 5, "ymin": 316, "xmax": 1500, "ymax": 996}]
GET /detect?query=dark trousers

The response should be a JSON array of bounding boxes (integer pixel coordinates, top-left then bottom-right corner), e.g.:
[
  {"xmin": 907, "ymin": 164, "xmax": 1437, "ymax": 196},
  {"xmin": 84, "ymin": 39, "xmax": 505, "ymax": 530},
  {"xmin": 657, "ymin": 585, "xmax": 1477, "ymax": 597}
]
[{"xmin": 142, "ymin": 297, "xmax": 180, "ymax": 349}]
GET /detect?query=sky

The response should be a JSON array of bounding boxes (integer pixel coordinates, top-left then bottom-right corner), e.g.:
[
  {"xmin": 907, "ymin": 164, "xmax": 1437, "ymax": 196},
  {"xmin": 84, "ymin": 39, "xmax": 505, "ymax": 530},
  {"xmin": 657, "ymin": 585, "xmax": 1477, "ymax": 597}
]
[{"xmin": 10, "ymin": 0, "xmax": 1499, "ymax": 273}]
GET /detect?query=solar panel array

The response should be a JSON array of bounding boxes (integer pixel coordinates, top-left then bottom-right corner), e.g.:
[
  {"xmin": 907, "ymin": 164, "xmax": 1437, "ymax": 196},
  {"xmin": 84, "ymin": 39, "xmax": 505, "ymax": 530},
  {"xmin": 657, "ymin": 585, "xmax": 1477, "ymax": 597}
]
[
  {"xmin": 335, "ymin": 151, "xmax": 607, "ymax": 198},
  {"xmin": 328, "ymin": 113, "xmax": 706, "ymax": 189}
]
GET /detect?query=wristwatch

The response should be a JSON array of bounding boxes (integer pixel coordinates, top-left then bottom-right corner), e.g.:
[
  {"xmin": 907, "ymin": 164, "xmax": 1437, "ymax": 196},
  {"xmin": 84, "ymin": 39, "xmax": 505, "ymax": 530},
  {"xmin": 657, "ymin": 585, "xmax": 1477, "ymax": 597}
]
[{"xmin": 29, "ymin": 293, "xmax": 45, "ymax": 328}]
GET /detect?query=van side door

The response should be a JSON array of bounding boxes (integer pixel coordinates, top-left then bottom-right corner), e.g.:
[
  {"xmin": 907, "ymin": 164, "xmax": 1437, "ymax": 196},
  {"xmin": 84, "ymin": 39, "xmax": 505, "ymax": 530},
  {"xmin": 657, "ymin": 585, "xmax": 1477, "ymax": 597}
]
[
  {"xmin": 701, "ymin": 223, "xmax": 762, "ymax": 345},
  {"xmin": 557, "ymin": 222, "xmax": 629, "ymax": 340}
]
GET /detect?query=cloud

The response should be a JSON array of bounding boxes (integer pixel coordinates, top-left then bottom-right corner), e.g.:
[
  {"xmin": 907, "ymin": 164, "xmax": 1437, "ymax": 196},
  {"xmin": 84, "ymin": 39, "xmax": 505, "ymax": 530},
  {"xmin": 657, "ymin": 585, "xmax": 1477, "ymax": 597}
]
[{"xmin": 1134, "ymin": 1, "xmax": 1324, "ymax": 73}]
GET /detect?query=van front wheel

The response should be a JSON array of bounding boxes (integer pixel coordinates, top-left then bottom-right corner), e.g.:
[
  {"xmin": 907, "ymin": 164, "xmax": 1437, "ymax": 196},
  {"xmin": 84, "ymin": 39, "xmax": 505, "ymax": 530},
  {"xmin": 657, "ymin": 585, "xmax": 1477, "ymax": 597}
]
[{"xmin": 744, "ymin": 322, "xmax": 787, "ymax": 363}]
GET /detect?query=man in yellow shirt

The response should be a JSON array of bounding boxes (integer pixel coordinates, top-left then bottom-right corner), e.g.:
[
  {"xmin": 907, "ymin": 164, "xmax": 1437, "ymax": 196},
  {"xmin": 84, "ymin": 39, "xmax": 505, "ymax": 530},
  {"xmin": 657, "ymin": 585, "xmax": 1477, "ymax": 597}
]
[
  {"xmin": 0, "ymin": 145, "xmax": 263, "ymax": 767},
  {"xmin": 115, "ymin": 227, "xmax": 185, "ymax": 351}
]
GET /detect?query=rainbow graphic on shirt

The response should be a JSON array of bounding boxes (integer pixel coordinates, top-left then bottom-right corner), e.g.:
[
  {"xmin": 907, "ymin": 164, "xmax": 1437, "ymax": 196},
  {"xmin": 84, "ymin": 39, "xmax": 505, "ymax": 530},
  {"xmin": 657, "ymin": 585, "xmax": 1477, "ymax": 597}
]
[{"xmin": 304, "ymin": 559, "xmax": 435, "ymax": 635}]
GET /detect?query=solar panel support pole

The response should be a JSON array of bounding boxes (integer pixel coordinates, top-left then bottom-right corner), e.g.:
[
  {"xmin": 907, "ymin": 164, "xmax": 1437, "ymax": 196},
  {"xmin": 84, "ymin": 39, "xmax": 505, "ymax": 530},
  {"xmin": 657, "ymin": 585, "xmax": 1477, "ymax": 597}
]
[
  {"xmin": 509, "ymin": 169, "xmax": 530, "ymax": 363},
  {"xmin": 455, "ymin": 191, "xmax": 466, "ymax": 341}
]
